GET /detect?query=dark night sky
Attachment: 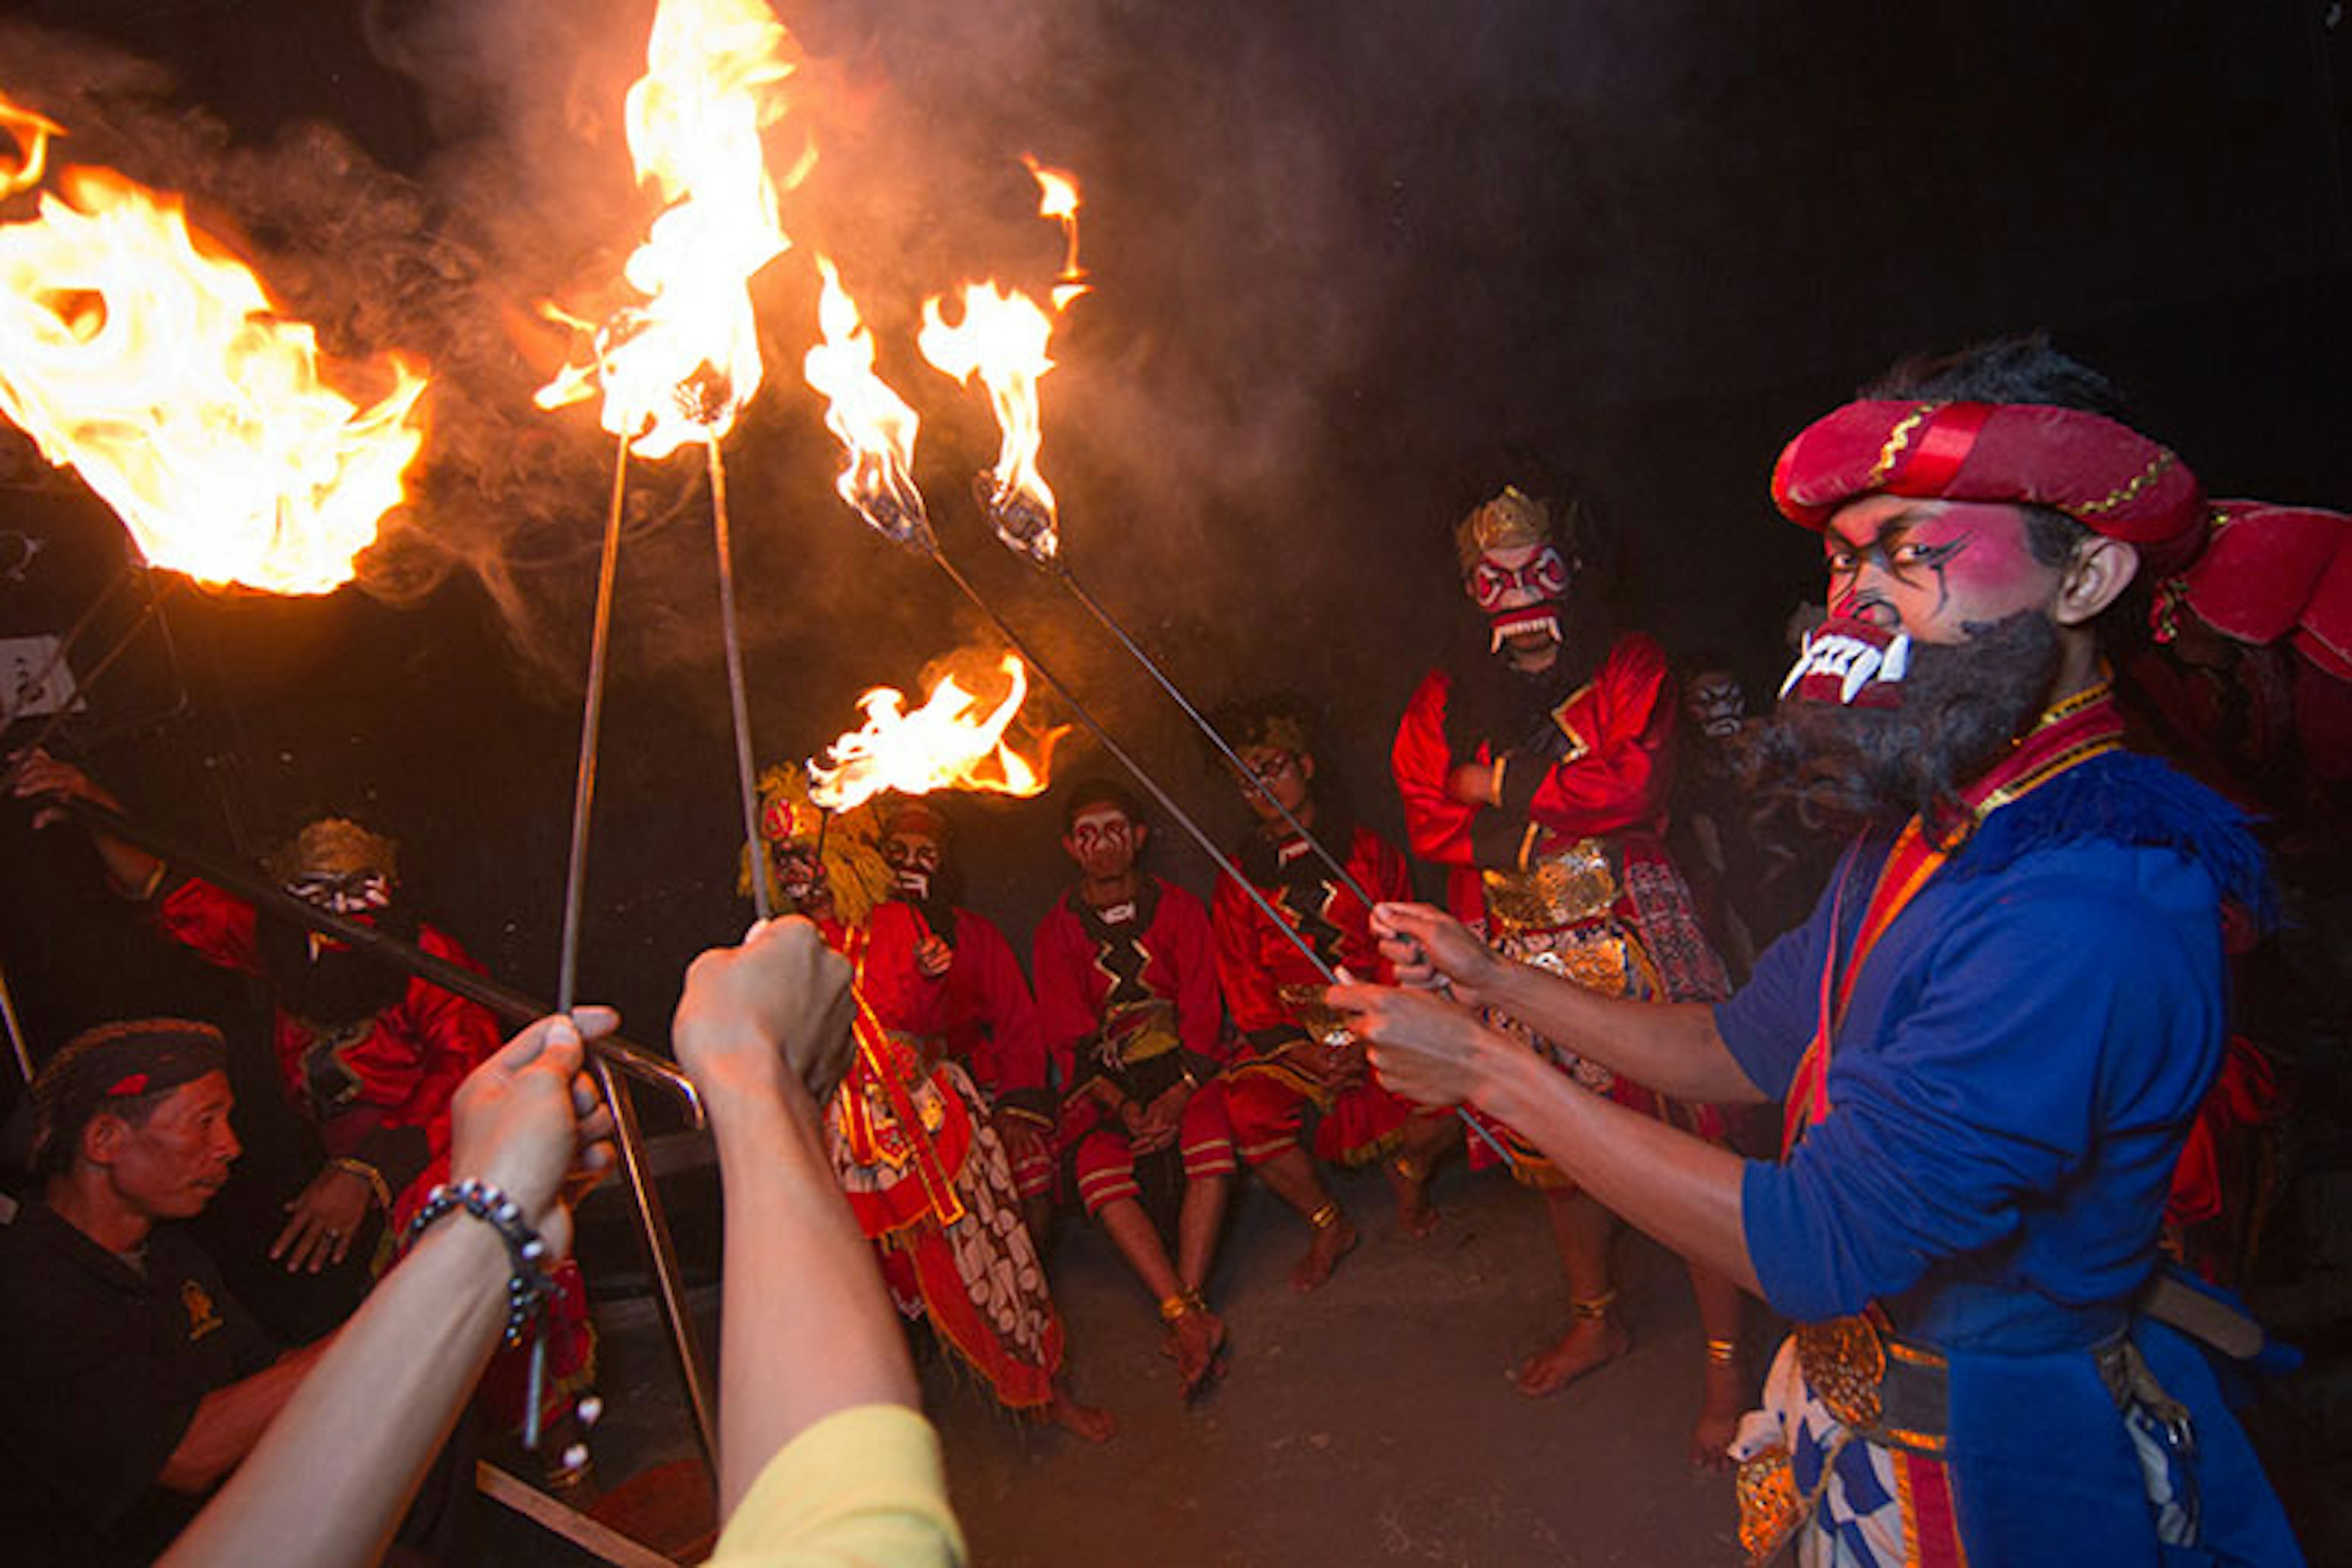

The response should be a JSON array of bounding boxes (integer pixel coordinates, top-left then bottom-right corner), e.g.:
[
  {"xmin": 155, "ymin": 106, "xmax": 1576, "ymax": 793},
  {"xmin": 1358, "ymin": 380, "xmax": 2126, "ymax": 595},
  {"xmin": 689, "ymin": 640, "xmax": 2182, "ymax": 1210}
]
[{"xmin": 4, "ymin": 1, "xmax": 2350, "ymax": 1075}]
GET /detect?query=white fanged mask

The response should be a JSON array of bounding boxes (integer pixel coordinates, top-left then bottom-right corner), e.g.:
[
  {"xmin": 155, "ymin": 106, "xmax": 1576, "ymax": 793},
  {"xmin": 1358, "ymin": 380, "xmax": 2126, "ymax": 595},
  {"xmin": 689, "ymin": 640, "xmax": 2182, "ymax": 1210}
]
[{"xmin": 1779, "ymin": 622, "xmax": 1913, "ymax": 708}]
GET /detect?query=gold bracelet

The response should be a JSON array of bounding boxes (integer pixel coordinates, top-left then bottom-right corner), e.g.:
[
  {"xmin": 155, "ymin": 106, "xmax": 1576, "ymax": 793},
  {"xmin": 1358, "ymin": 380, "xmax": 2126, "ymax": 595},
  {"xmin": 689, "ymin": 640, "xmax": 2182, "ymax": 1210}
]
[
  {"xmin": 1488, "ymin": 753, "xmax": 1508, "ymax": 808},
  {"xmin": 330, "ymin": 1156, "xmax": 393, "ymax": 1212}
]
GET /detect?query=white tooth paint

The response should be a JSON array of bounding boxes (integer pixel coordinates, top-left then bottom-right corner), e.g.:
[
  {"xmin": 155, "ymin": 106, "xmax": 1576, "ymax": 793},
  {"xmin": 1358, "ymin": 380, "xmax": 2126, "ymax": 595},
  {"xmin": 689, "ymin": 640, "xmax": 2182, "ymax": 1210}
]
[
  {"xmin": 1778, "ymin": 631, "xmax": 1817, "ymax": 698},
  {"xmin": 1839, "ymin": 646, "xmax": 1883, "ymax": 704},
  {"xmin": 1882, "ymin": 631, "xmax": 1910, "ymax": 682}
]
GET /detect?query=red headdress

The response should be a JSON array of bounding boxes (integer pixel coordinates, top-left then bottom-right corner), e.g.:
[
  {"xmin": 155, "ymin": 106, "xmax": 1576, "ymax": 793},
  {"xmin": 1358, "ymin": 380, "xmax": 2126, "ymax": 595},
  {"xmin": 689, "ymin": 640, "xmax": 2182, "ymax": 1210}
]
[
  {"xmin": 2159, "ymin": 502, "xmax": 2352, "ymax": 683},
  {"xmin": 1770, "ymin": 400, "xmax": 2209, "ymax": 576}
]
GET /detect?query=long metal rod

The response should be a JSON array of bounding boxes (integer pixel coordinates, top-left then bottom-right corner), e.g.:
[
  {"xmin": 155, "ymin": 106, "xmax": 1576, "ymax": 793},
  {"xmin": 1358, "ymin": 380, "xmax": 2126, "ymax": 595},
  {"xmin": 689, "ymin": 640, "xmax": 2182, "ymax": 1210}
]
[
  {"xmin": 0, "ymin": 565, "xmax": 133, "ymax": 731},
  {"xmin": 1046, "ymin": 558, "xmax": 1377, "ymax": 910},
  {"xmin": 708, "ymin": 440, "xmax": 771, "ymax": 923},
  {"xmin": 928, "ymin": 549, "xmax": 1515, "ymax": 1169},
  {"xmin": 593, "ymin": 1052, "xmax": 720, "ymax": 1468},
  {"xmin": 0, "ymin": 581, "xmax": 171, "ymax": 783},
  {"xmin": 40, "ymin": 793, "xmax": 703, "ymax": 1119},
  {"xmin": 0, "ymin": 954, "xmax": 32, "ymax": 1084},
  {"xmin": 557, "ymin": 434, "xmax": 633, "ymax": 1013}
]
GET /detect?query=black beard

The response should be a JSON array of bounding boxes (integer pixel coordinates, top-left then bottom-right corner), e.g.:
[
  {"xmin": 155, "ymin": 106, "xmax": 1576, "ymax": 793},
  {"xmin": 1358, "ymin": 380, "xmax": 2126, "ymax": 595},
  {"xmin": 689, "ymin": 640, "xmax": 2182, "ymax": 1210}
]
[
  {"xmin": 1750, "ymin": 611, "xmax": 2062, "ymax": 840},
  {"xmin": 258, "ymin": 902, "xmax": 423, "ymax": 1029}
]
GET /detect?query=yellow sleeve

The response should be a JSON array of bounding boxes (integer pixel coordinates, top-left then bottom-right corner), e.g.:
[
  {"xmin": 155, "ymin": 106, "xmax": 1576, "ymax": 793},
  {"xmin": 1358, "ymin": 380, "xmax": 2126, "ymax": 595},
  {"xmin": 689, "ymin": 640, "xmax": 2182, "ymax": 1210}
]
[{"xmin": 702, "ymin": 1404, "xmax": 965, "ymax": 1568}]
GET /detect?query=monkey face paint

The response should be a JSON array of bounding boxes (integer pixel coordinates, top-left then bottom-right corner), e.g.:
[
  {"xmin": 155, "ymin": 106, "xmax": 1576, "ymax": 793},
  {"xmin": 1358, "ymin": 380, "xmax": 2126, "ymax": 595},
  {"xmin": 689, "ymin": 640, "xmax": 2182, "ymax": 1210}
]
[{"xmin": 1820, "ymin": 496, "xmax": 2060, "ymax": 647}]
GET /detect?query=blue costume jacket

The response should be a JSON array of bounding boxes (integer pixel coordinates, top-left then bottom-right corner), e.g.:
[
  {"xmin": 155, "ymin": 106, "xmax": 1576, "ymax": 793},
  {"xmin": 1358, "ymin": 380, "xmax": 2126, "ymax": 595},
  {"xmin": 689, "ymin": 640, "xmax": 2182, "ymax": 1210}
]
[{"xmin": 1715, "ymin": 752, "xmax": 2299, "ymax": 1564}]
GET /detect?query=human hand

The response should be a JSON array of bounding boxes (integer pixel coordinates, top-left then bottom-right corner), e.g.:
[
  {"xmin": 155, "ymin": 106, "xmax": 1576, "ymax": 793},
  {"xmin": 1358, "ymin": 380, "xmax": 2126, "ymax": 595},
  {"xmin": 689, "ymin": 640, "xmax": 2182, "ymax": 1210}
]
[
  {"xmin": 271, "ymin": 1163, "xmax": 374, "ymax": 1273},
  {"xmin": 997, "ymin": 1116, "xmax": 1050, "ymax": 1170},
  {"xmin": 448, "ymin": 1011, "xmax": 619, "ymax": 1256},
  {"xmin": 7, "ymin": 748, "xmax": 117, "ymax": 827},
  {"xmin": 1370, "ymin": 902, "xmax": 1507, "ymax": 1004},
  {"xmin": 1445, "ymin": 761, "xmax": 1495, "ymax": 807},
  {"xmin": 673, "ymin": 917, "xmax": 857, "ymax": 1115},
  {"xmin": 1133, "ymin": 1083, "xmax": 1189, "ymax": 1152},
  {"xmin": 1326, "ymin": 981, "xmax": 1507, "ymax": 1109},
  {"xmin": 914, "ymin": 934, "xmax": 953, "ymax": 980}
]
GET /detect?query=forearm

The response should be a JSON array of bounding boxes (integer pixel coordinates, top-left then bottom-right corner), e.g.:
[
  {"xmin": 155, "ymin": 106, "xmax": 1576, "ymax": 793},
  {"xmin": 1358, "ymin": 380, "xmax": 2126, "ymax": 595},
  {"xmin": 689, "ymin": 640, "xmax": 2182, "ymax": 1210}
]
[
  {"xmin": 1483, "ymin": 964, "xmax": 1766, "ymax": 1106},
  {"xmin": 154, "ymin": 1341, "xmax": 326, "ymax": 1494},
  {"xmin": 707, "ymin": 1082, "xmax": 918, "ymax": 1519},
  {"xmin": 162, "ymin": 1221, "xmax": 508, "ymax": 1567},
  {"xmin": 1476, "ymin": 1038, "xmax": 1761, "ymax": 1295}
]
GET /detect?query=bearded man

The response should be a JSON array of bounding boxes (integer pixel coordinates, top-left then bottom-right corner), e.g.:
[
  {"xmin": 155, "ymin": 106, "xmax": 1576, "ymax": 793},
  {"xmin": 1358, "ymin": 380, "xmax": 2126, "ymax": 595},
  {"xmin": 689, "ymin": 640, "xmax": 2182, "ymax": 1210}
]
[
  {"xmin": 1340, "ymin": 339, "xmax": 2302, "ymax": 1564},
  {"xmin": 748, "ymin": 765, "xmax": 1112, "ymax": 1442},
  {"xmin": 876, "ymin": 797, "xmax": 1058, "ymax": 1241},
  {"xmin": 1389, "ymin": 481, "xmax": 1749, "ymax": 1463}
]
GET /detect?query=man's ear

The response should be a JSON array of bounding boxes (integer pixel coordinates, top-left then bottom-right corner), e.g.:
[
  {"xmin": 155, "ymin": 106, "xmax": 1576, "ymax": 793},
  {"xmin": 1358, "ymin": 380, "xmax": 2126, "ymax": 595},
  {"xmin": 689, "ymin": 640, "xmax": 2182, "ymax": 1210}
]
[
  {"xmin": 81, "ymin": 1112, "xmax": 126, "ymax": 1167},
  {"xmin": 2055, "ymin": 535, "xmax": 2141, "ymax": 627},
  {"xmin": 1130, "ymin": 822, "xmax": 1149, "ymax": 854},
  {"xmin": 1298, "ymin": 754, "xmax": 1317, "ymax": 784}
]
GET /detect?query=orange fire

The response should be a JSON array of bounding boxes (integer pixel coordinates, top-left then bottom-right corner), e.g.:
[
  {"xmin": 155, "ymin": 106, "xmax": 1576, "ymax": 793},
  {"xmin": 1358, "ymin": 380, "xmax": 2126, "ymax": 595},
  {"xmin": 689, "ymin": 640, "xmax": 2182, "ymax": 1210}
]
[
  {"xmin": 807, "ymin": 652, "xmax": 1061, "ymax": 810},
  {"xmin": 0, "ymin": 164, "xmax": 428, "ymax": 595},
  {"xmin": 535, "ymin": 0, "xmax": 808, "ymax": 459},
  {"xmin": 1021, "ymin": 153, "xmax": 1090, "ymax": 311},
  {"xmin": 917, "ymin": 280, "xmax": 1061, "ymax": 562},
  {"xmin": 802, "ymin": 255, "xmax": 932, "ymax": 552},
  {"xmin": 0, "ymin": 92, "xmax": 62, "ymax": 201}
]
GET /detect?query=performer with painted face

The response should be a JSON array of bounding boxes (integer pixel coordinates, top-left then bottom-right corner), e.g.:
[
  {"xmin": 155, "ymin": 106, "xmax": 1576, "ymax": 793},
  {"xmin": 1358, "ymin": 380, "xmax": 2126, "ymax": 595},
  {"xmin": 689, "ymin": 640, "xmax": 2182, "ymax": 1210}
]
[
  {"xmin": 1207, "ymin": 695, "xmax": 1458, "ymax": 1290},
  {"xmin": 1341, "ymin": 339, "xmax": 2302, "ymax": 1564},
  {"xmin": 749, "ymin": 766, "xmax": 1113, "ymax": 1442},
  {"xmin": 878, "ymin": 796, "xmax": 1058, "ymax": 1241},
  {"xmin": 1389, "ymin": 481, "xmax": 1749, "ymax": 1463},
  {"xmin": 1032, "ymin": 778, "xmax": 1237, "ymax": 1398}
]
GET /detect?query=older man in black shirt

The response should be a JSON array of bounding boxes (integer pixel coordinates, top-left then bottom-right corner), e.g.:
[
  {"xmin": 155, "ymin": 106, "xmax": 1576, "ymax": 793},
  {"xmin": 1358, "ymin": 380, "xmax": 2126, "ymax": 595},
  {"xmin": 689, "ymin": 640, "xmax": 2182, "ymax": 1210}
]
[{"xmin": 0, "ymin": 1019, "xmax": 325, "ymax": 1566}]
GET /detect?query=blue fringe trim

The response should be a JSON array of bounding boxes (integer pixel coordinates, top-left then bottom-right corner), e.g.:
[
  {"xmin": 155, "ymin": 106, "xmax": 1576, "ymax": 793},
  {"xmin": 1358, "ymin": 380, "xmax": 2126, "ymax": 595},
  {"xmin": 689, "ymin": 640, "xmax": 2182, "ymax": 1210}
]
[{"xmin": 1945, "ymin": 752, "xmax": 2278, "ymax": 929}]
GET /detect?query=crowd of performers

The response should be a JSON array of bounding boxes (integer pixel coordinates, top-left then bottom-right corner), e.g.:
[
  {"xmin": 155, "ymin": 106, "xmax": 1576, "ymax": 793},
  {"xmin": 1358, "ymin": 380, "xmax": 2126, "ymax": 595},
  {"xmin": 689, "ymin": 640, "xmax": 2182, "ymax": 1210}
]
[{"xmin": 4, "ymin": 331, "xmax": 2347, "ymax": 1564}]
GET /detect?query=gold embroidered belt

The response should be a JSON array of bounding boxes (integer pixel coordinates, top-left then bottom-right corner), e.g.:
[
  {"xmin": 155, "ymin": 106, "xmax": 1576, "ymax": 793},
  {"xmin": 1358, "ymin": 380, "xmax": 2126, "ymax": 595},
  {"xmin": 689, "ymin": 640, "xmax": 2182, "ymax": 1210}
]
[{"xmin": 1481, "ymin": 836, "xmax": 1618, "ymax": 934}]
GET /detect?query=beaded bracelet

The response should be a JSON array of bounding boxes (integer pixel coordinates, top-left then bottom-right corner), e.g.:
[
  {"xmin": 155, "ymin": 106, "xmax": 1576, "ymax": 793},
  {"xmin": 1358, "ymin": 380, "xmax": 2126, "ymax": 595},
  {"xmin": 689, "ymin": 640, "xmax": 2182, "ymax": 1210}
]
[{"xmin": 402, "ymin": 1177, "xmax": 565, "ymax": 1449}]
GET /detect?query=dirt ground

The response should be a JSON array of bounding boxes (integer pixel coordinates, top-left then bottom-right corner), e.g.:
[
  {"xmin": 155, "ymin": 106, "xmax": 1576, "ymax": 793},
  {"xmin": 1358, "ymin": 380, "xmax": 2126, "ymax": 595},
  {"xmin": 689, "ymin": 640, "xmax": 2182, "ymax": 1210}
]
[
  {"xmin": 494, "ymin": 1157, "xmax": 1751, "ymax": 1566},
  {"xmin": 486, "ymin": 1153, "xmax": 2349, "ymax": 1566}
]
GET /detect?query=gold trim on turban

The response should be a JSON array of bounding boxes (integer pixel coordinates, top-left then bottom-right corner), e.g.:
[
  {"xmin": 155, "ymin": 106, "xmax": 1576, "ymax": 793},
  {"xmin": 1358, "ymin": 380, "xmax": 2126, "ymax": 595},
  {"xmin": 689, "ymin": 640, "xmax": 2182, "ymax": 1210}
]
[
  {"xmin": 264, "ymin": 818, "xmax": 399, "ymax": 884},
  {"xmin": 1453, "ymin": 486, "xmax": 1568, "ymax": 575}
]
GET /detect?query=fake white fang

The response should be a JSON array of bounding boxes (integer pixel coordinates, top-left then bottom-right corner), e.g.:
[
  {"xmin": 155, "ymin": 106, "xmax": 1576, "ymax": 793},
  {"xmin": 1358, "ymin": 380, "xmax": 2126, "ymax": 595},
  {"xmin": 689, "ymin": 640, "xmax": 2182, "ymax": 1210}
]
[{"xmin": 1777, "ymin": 626, "xmax": 1915, "ymax": 706}]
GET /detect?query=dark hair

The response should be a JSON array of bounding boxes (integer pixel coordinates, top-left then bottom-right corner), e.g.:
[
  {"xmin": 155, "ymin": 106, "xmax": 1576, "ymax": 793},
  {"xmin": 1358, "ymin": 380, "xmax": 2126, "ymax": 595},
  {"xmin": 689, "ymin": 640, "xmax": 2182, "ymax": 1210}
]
[{"xmin": 1061, "ymin": 777, "xmax": 1145, "ymax": 832}]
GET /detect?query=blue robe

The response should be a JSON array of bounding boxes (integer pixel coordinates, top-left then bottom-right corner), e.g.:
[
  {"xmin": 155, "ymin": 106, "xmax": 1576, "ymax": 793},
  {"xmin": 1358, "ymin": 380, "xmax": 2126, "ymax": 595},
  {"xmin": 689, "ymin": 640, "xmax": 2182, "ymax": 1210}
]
[{"xmin": 1716, "ymin": 753, "xmax": 2300, "ymax": 1564}]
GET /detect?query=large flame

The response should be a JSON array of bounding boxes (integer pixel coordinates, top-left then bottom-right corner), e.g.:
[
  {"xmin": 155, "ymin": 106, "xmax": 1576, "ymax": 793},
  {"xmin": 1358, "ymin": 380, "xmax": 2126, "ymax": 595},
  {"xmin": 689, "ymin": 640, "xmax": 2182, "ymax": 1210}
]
[
  {"xmin": 802, "ymin": 255, "xmax": 933, "ymax": 552},
  {"xmin": 1, "ymin": 91, "xmax": 62, "ymax": 201},
  {"xmin": 1021, "ymin": 153, "xmax": 1090, "ymax": 311},
  {"xmin": 535, "ymin": 0, "xmax": 807, "ymax": 459},
  {"xmin": 807, "ymin": 652, "xmax": 1060, "ymax": 810},
  {"xmin": 0, "ymin": 164, "xmax": 428, "ymax": 594},
  {"xmin": 918, "ymin": 280, "xmax": 1060, "ymax": 563}
]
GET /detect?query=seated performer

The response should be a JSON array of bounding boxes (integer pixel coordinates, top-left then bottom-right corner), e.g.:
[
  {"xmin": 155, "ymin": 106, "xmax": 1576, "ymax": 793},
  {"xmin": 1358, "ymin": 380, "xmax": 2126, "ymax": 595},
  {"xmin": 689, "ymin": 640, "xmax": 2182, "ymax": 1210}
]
[
  {"xmin": 748, "ymin": 764, "xmax": 1112, "ymax": 1441},
  {"xmin": 162, "ymin": 922, "xmax": 964, "ymax": 1568},
  {"xmin": 1339, "ymin": 338, "xmax": 2304, "ymax": 1564},
  {"xmin": 1390, "ymin": 479, "xmax": 1747, "ymax": 1463},
  {"xmin": 1032, "ymin": 778, "xmax": 1237, "ymax": 1397},
  {"xmin": 0, "ymin": 1019, "xmax": 328, "ymax": 1568},
  {"xmin": 878, "ymin": 797, "xmax": 1058, "ymax": 1241},
  {"xmin": 1208, "ymin": 694, "xmax": 1457, "ymax": 1289},
  {"xmin": 13, "ymin": 755, "xmax": 594, "ymax": 1459}
]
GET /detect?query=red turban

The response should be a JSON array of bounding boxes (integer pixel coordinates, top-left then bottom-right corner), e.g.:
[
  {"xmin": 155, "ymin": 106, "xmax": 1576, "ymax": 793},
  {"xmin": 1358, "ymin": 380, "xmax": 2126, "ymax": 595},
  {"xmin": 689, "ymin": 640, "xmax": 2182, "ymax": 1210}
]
[
  {"xmin": 1771, "ymin": 400, "xmax": 2209, "ymax": 576},
  {"xmin": 2165, "ymin": 502, "xmax": 2352, "ymax": 683}
]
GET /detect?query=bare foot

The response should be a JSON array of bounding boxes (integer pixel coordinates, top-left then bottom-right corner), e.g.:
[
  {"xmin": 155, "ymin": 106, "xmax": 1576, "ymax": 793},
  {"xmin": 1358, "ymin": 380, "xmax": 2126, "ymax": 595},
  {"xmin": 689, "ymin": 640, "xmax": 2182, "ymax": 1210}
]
[
  {"xmin": 1292, "ymin": 1215, "xmax": 1359, "ymax": 1292},
  {"xmin": 1511, "ymin": 1312, "xmax": 1631, "ymax": 1397},
  {"xmin": 1390, "ymin": 1175, "xmax": 1439, "ymax": 1240},
  {"xmin": 1689, "ymin": 1356, "xmax": 1745, "ymax": 1469},
  {"xmin": 1039, "ymin": 1392, "xmax": 1117, "ymax": 1443},
  {"xmin": 1169, "ymin": 1309, "xmax": 1227, "ymax": 1398}
]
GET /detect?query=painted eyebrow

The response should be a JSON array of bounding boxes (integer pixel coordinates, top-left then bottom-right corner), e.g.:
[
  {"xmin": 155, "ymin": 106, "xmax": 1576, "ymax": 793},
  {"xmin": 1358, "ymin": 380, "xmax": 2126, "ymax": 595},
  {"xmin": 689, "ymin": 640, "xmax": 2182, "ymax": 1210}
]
[{"xmin": 1823, "ymin": 507, "xmax": 1934, "ymax": 554}]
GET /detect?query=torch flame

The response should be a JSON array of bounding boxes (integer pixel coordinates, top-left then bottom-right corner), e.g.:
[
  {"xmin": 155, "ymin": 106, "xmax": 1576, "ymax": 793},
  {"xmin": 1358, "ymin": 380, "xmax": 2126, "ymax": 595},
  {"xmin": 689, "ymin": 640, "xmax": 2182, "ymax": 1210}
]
[
  {"xmin": 0, "ymin": 91, "xmax": 62, "ymax": 201},
  {"xmin": 0, "ymin": 164, "xmax": 428, "ymax": 594},
  {"xmin": 802, "ymin": 255, "xmax": 933, "ymax": 553},
  {"xmin": 535, "ymin": 0, "xmax": 807, "ymax": 459},
  {"xmin": 807, "ymin": 652, "xmax": 1061, "ymax": 810},
  {"xmin": 918, "ymin": 280, "xmax": 1060, "ymax": 563},
  {"xmin": 1021, "ymin": 153, "xmax": 1090, "ymax": 311}
]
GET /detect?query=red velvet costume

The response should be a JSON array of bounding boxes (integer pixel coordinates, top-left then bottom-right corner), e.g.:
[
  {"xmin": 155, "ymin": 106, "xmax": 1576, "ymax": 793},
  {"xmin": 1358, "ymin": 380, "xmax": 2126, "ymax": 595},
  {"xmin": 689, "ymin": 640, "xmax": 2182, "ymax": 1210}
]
[
  {"xmin": 1214, "ymin": 821, "xmax": 1422, "ymax": 1167},
  {"xmin": 1393, "ymin": 630, "xmax": 1733, "ymax": 1182},
  {"xmin": 919, "ymin": 903, "xmax": 1057, "ymax": 1201},
  {"xmin": 156, "ymin": 876, "xmax": 498, "ymax": 1218},
  {"xmin": 819, "ymin": 900, "xmax": 1068, "ymax": 1412},
  {"xmin": 1031, "ymin": 876, "xmax": 1237, "ymax": 1216},
  {"xmin": 153, "ymin": 876, "xmax": 590, "ymax": 1427}
]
